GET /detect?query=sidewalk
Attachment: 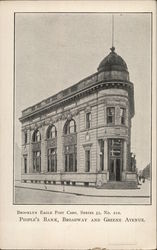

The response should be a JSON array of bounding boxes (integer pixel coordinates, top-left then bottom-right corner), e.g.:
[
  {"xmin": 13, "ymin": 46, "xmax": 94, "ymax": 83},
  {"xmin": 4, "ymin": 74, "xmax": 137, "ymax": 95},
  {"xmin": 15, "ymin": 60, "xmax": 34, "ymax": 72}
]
[{"xmin": 15, "ymin": 180, "xmax": 150, "ymax": 197}]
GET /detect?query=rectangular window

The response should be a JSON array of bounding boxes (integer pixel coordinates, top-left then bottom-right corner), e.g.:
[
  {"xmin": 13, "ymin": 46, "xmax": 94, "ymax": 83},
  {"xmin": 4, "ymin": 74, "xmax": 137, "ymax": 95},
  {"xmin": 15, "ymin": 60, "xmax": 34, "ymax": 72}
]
[
  {"xmin": 65, "ymin": 155, "xmax": 68, "ymax": 172},
  {"xmin": 47, "ymin": 148, "xmax": 57, "ymax": 172},
  {"xmin": 24, "ymin": 156, "xmax": 27, "ymax": 173},
  {"xmin": 69, "ymin": 154, "xmax": 73, "ymax": 172},
  {"xmin": 64, "ymin": 145, "xmax": 77, "ymax": 172},
  {"xmin": 111, "ymin": 139, "xmax": 121, "ymax": 147},
  {"xmin": 85, "ymin": 150, "xmax": 90, "ymax": 172},
  {"xmin": 120, "ymin": 108, "xmax": 126, "ymax": 125},
  {"xmin": 33, "ymin": 151, "xmax": 41, "ymax": 173},
  {"xmin": 24, "ymin": 132, "xmax": 27, "ymax": 144},
  {"xmin": 86, "ymin": 112, "xmax": 91, "ymax": 129},
  {"xmin": 107, "ymin": 107, "xmax": 115, "ymax": 124},
  {"xmin": 109, "ymin": 139, "xmax": 122, "ymax": 157},
  {"xmin": 75, "ymin": 152, "xmax": 77, "ymax": 172},
  {"xmin": 110, "ymin": 149, "xmax": 121, "ymax": 157}
]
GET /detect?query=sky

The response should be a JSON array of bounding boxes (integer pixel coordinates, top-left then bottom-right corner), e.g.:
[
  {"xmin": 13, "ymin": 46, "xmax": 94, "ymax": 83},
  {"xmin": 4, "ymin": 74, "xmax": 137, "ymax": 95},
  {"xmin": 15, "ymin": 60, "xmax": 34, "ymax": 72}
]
[{"xmin": 15, "ymin": 13, "xmax": 151, "ymax": 173}]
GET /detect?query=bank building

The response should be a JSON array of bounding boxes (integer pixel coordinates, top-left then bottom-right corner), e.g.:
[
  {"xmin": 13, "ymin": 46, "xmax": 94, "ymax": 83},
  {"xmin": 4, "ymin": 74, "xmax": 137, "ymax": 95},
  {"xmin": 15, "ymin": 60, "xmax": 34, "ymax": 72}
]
[{"xmin": 20, "ymin": 46, "xmax": 138, "ymax": 188}]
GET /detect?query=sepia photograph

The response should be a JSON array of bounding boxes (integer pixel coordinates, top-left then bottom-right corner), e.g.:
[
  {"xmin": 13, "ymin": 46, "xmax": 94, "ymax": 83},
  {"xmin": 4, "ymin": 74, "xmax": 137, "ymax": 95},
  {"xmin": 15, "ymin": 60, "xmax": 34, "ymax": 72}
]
[{"xmin": 14, "ymin": 12, "xmax": 152, "ymax": 205}]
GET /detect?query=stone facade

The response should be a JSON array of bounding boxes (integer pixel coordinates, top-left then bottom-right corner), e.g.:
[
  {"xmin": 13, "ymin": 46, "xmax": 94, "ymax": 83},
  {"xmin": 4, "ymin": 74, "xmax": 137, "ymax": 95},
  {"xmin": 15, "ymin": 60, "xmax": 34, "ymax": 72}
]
[{"xmin": 20, "ymin": 47, "xmax": 137, "ymax": 188}]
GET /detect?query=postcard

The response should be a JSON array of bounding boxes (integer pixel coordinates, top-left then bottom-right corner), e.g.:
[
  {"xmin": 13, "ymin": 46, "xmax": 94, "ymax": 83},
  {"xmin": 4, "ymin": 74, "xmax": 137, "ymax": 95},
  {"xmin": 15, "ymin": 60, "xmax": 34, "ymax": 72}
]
[{"xmin": 0, "ymin": 1, "xmax": 156, "ymax": 249}]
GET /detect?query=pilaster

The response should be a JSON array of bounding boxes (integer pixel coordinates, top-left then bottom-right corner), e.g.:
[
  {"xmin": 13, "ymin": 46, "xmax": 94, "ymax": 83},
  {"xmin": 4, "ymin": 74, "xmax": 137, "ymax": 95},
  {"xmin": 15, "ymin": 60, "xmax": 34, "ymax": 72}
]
[
  {"xmin": 104, "ymin": 138, "xmax": 108, "ymax": 171},
  {"xmin": 76, "ymin": 113, "xmax": 80, "ymax": 172},
  {"xmin": 123, "ymin": 140, "xmax": 127, "ymax": 171},
  {"xmin": 97, "ymin": 140, "xmax": 101, "ymax": 172}
]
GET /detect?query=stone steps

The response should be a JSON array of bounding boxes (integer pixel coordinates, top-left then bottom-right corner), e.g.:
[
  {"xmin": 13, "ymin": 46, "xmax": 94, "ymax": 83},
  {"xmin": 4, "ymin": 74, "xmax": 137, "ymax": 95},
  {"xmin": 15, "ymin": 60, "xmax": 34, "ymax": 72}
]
[{"xmin": 98, "ymin": 181, "xmax": 138, "ymax": 189}]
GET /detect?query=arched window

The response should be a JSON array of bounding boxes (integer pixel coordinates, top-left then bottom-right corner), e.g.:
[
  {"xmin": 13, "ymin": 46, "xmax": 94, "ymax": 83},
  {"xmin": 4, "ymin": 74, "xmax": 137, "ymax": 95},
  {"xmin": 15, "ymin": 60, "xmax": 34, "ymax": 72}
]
[
  {"xmin": 69, "ymin": 120, "xmax": 75, "ymax": 134},
  {"xmin": 32, "ymin": 130, "xmax": 41, "ymax": 142},
  {"xmin": 31, "ymin": 129, "xmax": 41, "ymax": 173},
  {"xmin": 47, "ymin": 125, "xmax": 57, "ymax": 139},
  {"xmin": 47, "ymin": 125, "xmax": 57, "ymax": 172},
  {"xmin": 64, "ymin": 119, "xmax": 76, "ymax": 135}
]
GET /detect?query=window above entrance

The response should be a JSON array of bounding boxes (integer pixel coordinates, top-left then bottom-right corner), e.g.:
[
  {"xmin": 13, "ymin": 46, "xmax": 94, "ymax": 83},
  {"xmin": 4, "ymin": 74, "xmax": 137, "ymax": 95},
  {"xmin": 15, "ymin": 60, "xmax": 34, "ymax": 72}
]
[
  {"xmin": 108, "ymin": 139, "xmax": 123, "ymax": 157},
  {"xmin": 106, "ymin": 107, "xmax": 127, "ymax": 126},
  {"xmin": 107, "ymin": 107, "xmax": 115, "ymax": 124}
]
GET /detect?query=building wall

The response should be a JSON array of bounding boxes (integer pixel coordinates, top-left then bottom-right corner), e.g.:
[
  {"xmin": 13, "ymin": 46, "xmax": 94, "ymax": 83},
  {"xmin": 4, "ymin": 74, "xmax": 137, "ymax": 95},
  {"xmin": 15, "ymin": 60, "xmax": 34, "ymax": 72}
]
[{"xmin": 21, "ymin": 87, "xmax": 135, "ymax": 185}]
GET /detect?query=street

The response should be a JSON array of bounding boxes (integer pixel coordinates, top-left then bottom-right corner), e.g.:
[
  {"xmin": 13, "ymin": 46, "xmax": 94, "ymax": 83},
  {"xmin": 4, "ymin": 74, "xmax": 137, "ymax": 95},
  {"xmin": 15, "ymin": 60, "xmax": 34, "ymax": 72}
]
[{"xmin": 14, "ymin": 180, "xmax": 150, "ymax": 205}]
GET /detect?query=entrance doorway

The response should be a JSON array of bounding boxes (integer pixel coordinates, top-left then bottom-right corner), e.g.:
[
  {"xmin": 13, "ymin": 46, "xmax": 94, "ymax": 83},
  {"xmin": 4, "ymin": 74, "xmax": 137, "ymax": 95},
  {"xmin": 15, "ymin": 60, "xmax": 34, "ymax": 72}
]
[
  {"xmin": 108, "ymin": 139, "xmax": 123, "ymax": 181},
  {"xmin": 109, "ymin": 158, "xmax": 121, "ymax": 181}
]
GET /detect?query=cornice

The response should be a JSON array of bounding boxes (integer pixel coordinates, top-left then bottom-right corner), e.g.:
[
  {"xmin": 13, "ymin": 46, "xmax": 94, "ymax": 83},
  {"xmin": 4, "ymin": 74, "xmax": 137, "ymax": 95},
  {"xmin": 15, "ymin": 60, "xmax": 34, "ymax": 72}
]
[
  {"xmin": 21, "ymin": 93, "xmax": 129, "ymax": 131},
  {"xmin": 20, "ymin": 80, "xmax": 134, "ymax": 123}
]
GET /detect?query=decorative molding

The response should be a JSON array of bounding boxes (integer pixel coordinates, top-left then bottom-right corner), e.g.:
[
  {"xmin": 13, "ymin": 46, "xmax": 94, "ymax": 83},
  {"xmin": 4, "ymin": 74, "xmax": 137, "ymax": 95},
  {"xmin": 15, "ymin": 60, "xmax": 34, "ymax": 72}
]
[
  {"xmin": 85, "ymin": 104, "xmax": 91, "ymax": 113},
  {"xmin": 63, "ymin": 134, "xmax": 77, "ymax": 146},
  {"xmin": 82, "ymin": 142, "xmax": 93, "ymax": 150},
  {"xmin": 20, "ymin": 79, "xmax": 134, "ymax": 123},
  {"xmin": 47, "ymin": 138, "xmax": 57, "ymax": 148},
  {"xmin": 22, "ymin": 147, "xmax": 28, "ymax": 155},
  {"xmin": 61, "ymin": 113, "xmax": 66, "ymax": 120},
  {"xmin": 22, "ymin": 125, "xmax": 31, "ymax": 131},
  {"xmin": 85, "ymin": 132, "xmax": 90, "ymax": 142},
  {"xmin": 72, "ymin": 109, "xmax": 79, "ymax": 117},
  {"xmin": 45, "ymin": 119, "xmax": 51, "ymax": 126},
  {"xmin": 50, "ymin": 117, "xmax": 55, "ymax": 123},
  {"xmin": 32, "ymin": 142, "xmax": 41, "ymax": 151},
  {"xmin": 41, "ymin": 121, "xmax": 46, "ymax": 126},
  {"xmin": 67, "ymin": 112, "xmax": 72, "ymax": 121}
]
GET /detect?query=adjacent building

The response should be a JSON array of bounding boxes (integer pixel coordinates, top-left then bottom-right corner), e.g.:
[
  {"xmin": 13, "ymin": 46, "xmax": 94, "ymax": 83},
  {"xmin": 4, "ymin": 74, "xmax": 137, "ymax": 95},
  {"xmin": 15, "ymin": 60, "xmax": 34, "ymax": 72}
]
[
  {"xmin": 20, "ymin": 46, "xmax": 137, "ymax": 188},
  {"xmin": 142, "ymin": 163, "xmax": 151, "ymax": 180}
]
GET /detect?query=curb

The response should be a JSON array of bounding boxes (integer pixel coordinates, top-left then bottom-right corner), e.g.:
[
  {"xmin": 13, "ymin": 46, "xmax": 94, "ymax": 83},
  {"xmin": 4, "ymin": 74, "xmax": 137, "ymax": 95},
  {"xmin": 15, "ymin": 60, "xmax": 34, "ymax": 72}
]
[{"xmin": 15, "ymin": 185, "xmax": 150, "ymax": 198}]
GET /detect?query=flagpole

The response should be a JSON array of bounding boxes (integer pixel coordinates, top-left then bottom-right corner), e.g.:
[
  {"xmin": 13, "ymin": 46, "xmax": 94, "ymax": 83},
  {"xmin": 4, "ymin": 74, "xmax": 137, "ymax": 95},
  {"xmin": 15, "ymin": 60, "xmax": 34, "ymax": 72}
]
[{"xmin": 112, "ymin": 14, "xmax": 114, "ymax": 48}]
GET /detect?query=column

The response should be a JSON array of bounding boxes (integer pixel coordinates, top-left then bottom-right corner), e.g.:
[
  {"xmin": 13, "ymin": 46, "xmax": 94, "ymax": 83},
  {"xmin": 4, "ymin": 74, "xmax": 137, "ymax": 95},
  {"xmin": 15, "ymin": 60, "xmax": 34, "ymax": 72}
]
[
  {"xmin": 97, "ymin": 140, "xmax": 101, "ymax": 172},
  {"xmin": 123, "ymin": 140, "xmax": 127, "ymax": 171},
  {"xmin": 75, "ymin": 113, "xmax": 80, "ymax": 172},
  {"xmin": 104, "ymin": 138, "xmax": 108, "ymax": 171},
  {"xmin": 104, "ymin": 103, "xmax": 107, "ymax": 126}
]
